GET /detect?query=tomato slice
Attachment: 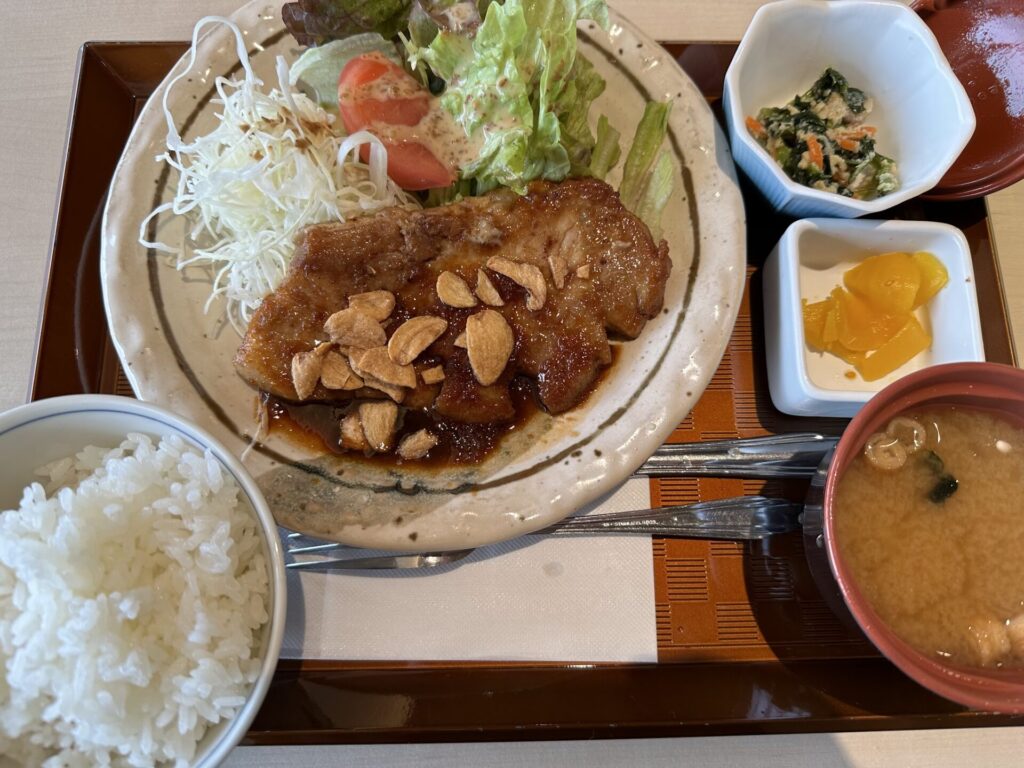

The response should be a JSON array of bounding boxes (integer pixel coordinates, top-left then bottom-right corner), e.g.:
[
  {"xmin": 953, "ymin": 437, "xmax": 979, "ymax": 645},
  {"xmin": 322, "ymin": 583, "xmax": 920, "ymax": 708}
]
[
  {"xmin": 338, "ymin": 55, "xmax": 430, "ymax": 128},
  {"xmin": 369, "ymin": 141, "xmax": 457, "ymax": 192},
  {"xmin": 337, "ymin": 53, "xmax": 457, "ymax": 191}
]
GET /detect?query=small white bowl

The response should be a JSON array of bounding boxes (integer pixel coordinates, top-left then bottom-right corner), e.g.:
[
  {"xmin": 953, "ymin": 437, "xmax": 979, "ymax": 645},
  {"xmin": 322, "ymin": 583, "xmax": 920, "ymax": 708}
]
[
  {"xmin": 723, "ymin": 0, "xmax": 976, "ymax": 218},
  {"xmin": 763, "ymin": 219, "xmax": 985, "ymax": 417},
  {"xmin": 0, "ymin": 395, "xmax": 286, "ymax": 768}
]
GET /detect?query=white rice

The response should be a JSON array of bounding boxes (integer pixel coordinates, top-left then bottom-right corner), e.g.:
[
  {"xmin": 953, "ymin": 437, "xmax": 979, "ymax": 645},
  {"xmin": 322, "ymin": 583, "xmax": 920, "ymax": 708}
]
[{"xmin": 0, "ymin": 433, "xmax": 269, "ymax": 767}]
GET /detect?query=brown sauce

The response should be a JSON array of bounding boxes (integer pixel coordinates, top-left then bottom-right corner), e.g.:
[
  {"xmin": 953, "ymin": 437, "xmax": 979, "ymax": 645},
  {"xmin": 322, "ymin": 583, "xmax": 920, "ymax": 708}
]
[
  {"xmin": 264, "ymin": 346, "xmax": 619, "ymax": 470},
  {"xmin": 265, "ymin": 379, "xmax": 534, "ymax": 467}
]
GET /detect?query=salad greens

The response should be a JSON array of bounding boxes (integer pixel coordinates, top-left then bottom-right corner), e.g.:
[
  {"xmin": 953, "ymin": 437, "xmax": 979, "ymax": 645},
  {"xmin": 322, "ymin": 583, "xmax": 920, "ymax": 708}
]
[
  {"xmin": 631, "ymin": 153, "xmax": 674, "ymax": 242},
  {"xmin": 619, "ymin": 102, "xmax": 671, "ymax": 212},
  {"xmin": 284, "ymin": 0, "xmax": 675, "ymax": 236},
  {"xmin": 588, "ymin": 115, "xmax": 621, "ymax": 181},
  {"xmin": 282, "ymin": 0, "xmax": 415, "ymax": 45},
  {"xmin": 408, "ymin": 0, "xmax": 609, "ymax": 193}
]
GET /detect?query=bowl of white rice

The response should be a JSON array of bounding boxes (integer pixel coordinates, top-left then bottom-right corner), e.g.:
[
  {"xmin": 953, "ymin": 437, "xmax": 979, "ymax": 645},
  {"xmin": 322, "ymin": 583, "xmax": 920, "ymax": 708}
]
[{"xmin": 0, "ymin": 395, "xmax": 286, "ymax": 767}]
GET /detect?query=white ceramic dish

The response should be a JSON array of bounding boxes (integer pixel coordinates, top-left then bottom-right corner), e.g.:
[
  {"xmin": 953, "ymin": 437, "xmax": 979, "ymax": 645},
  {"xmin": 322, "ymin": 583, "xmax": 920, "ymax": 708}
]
[
  {"xmin": 763, "ymin": 219, "xmax": 985, "ymax": 418},
  {"xmin": 723, "ymin": 0, "xmax": 976, "ymax": 218},
  {"xmin": 99, "ymin": 2, "xmax": 746, "ymax": 552},
  {"xmin": 0, "ymin": 395, "xmax": 286, "ymax": 768}
]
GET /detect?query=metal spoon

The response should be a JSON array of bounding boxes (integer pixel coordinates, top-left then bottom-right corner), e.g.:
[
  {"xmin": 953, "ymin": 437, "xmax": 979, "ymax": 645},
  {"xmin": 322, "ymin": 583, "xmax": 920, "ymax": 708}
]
[{"xmin": 285, "ymin": 549, "xmax": 474, "ymax": 571}]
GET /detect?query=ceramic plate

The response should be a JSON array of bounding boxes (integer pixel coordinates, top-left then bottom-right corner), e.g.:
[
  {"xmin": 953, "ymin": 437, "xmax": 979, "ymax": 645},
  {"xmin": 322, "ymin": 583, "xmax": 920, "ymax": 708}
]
[{"xmin": 101, "ymin": 1, "xmax": 745, "ymax": 552}]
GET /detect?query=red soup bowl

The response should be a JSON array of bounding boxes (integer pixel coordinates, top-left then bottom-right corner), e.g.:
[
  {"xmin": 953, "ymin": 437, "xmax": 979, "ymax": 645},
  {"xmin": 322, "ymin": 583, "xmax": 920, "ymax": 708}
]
[{"xmin": 803, "ymin": 362, "xmax": 1024, "ymax": 712}]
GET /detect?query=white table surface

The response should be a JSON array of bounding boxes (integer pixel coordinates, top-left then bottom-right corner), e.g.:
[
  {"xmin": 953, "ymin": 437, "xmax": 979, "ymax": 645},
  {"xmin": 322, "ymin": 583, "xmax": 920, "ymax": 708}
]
[{"xmin": 1, "ymin": 1, "xmax": 1022, "ymax": 765}]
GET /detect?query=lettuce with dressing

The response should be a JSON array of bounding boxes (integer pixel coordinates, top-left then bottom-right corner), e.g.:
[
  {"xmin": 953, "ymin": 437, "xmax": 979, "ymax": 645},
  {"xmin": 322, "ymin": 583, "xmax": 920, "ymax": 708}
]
[
  {"xmin": 284, "ymin": 0, "xmax": 675, "ymax": 236},
  {"xmin": 407, "ymin": 0, "xmax": 609, "ymax": 193}
]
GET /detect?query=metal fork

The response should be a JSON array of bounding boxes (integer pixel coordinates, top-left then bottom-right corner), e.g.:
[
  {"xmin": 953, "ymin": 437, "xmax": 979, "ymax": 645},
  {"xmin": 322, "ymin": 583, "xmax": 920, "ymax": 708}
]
[
  {"xmin": 283, "ymin": 495, "xmax": 802, "ymax": 572},
  {"xmin": 282, "ymin": 434, "xmax": 828, "ymax": 570}
]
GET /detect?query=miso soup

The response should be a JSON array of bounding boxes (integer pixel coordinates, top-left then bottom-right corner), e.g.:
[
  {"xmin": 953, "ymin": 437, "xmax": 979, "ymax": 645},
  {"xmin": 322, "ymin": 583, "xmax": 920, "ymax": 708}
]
[{"xmin": 834, "ymin": 406, "xmax": 1024, "ymax": 668}]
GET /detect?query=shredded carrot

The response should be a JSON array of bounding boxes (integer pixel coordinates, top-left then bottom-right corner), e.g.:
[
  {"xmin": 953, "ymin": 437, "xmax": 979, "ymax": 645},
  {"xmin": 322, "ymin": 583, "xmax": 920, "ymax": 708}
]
[
  {"xmin": 745, "ymin": 115, "xmax": 766, "ymax": 138},
  {"xmin": 841, "ymin": 126, "xmax": 877, "ymax": 140},
  {"xmin": 838, "ymin": 137, "xmax": 861, "ymax": 152},
  {"xmin": 806, "ymin": 134, "xmax": 824, "ymax": 170}
]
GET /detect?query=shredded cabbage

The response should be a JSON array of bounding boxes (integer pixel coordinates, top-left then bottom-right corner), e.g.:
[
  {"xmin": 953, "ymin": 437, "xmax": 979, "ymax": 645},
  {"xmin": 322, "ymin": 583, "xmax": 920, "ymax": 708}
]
[{"xmin": 140, "ymin": 16, "xmax": 418, "ymax": 333}]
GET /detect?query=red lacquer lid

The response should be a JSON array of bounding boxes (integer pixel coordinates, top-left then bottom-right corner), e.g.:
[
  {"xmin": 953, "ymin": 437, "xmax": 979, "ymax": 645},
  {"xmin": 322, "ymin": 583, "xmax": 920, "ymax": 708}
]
[{"xmin": 919, "ymin": 0, "xmax": 1024, "ymax": 199}]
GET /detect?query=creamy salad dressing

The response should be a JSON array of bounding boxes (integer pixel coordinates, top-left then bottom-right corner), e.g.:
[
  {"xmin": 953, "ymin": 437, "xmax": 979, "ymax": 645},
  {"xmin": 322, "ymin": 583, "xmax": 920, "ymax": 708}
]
[
  {"xmin": 340, "ymin": 74, "xmax": 425, "ymax": 103},
  {"xmin": 366, "ymin": 107, "xmax": 485, "ymax": 171}
]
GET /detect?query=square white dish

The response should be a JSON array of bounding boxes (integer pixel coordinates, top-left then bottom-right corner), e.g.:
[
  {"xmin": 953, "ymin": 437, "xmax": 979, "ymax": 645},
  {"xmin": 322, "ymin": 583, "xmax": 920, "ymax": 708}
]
[
  {"xmin": 763, "ymin": 218, "xmax": 985, "ymax": 417},
  {"xmin": 723, "ymin": 0, "xmax": 975, "ymax": 218}
]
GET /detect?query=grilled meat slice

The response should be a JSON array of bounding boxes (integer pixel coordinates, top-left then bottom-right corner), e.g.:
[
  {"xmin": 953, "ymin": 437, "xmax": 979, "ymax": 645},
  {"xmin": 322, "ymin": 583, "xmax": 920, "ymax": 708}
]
[{"xmin": 234, "ymin": 178, "xmax": 672, "ymax": 421}]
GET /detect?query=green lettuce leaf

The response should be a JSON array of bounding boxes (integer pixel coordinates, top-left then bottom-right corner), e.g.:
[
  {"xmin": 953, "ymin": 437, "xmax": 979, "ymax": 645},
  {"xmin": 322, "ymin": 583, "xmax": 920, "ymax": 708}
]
[
  {"xmin": 618, "ymin": 100, "xmax": 671, "ymax": 211},
  {"xmin": 559, "ymin": 54, "xmax": 607, "ymax": 174},
  {"xmin": 618, "ymin": 101, "xmax": 674, "ymax": 239},
  {"xmin": 588, "ymin": 114, "xmax": 621, "ymax": 180},
  {"xmin": 413, "ymin": 0, "xmax": 609, "ymax": 192},
  {"xmin": 631, "ymin": 151, "xmax": 673, "ymax": 240}
]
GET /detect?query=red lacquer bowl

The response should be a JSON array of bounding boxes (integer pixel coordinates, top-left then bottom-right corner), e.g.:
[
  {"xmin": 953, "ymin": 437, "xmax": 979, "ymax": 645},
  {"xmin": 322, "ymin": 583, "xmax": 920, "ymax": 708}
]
[{"xmin": 819, "ymin": 362, "xmax": 1024, "ymax": 712}]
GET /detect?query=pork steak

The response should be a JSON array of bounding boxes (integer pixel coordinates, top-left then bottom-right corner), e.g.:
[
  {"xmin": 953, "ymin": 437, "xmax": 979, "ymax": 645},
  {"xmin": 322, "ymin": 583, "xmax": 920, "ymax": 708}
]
[{"xmin": 234, "ymin": 178, "xmax": 672, "ymax": 423}]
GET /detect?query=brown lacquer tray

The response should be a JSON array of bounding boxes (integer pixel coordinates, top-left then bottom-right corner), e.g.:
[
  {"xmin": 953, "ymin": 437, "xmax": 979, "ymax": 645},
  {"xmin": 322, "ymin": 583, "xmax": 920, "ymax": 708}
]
[{"xmin": 33, "ymin": 40, "xmax": 1021, "ymax": 744}]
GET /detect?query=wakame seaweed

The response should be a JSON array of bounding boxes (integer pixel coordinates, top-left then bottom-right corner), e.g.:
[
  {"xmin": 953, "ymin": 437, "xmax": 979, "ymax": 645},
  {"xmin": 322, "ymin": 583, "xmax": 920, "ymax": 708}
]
[
  {"xmin": 928, "ymin": 475, "xmax": 960, "ymax": 504},
  {"xmin": 921, "ymin": 450, "xmax": 959, "ymax": 504}
]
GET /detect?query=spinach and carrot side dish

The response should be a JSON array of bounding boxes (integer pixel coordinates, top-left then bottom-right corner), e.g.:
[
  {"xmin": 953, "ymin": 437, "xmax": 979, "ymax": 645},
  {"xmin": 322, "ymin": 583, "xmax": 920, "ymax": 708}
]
[{"xmin": 746, "ymin": 68, "xmax": 898, "ymax": 200}]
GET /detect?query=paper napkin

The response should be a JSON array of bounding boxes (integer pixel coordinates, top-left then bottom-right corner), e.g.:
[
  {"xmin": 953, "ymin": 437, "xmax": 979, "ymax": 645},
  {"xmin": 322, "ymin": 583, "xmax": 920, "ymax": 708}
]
[{"xmin": 281, "ymin": 478, "xmax": 657, "ymax": 663}]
